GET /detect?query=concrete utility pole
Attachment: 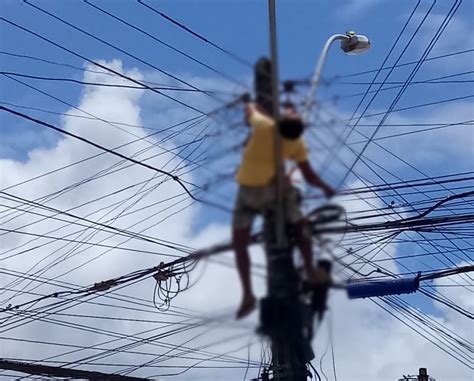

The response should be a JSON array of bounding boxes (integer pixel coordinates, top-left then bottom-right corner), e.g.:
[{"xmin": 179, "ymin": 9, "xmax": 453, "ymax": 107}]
[
  {"xmin": 257, "ymin": 1, "xmax": 309, "ymax": 380},
  {"xmin": 256, "ymin": 4, "xmax": 372, "ymax": 379},
  {"xmin": 268, "ymin": 0, "xmax": 285, "ymax": 248},
  {"xmin": 397, "ymin": 367, "xmax": 436, "ymax": 381},
  {"xmin": 418, "ymin": 368, "xmax": 429, "ymax": 381}
]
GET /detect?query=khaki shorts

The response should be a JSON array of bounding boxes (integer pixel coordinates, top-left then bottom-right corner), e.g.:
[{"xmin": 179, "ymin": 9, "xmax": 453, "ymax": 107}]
[{"xmin": 233, "ymin": 181, "xmax": 302, "ymax": 229}]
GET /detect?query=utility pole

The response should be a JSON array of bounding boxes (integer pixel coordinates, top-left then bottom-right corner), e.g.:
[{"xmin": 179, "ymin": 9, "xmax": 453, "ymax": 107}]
[
  {"xmin": 397, "ymin": 367, "xmax": 435, "ymax": 381},
  {"xmin": 418, "ymin": 368, "xmax": 429, "ymax": 381},
  {"xmin": 268, "ymin": 0, "xmax": 285, "ymax": 247},
  {"xmin": 256, "ymin": 1, "xmax": 311, "ymax": 380},
  {"xmin": 253, "ymin": 25, "xmax": 373, "ymax": 380}
]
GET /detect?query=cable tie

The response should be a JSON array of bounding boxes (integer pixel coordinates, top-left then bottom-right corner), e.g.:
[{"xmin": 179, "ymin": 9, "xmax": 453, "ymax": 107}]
[
  {"xmin": 416, "ymin": 271, "xmax": 422, "ymax": 280},
  {"xmin": 93, "ymin": 280, "xmax": 115, "ymax": 292},
  {"xmin": 2, "ymin": 304, "xmax": 13, "ymax": 312},
  {"xmin": 153, "ymin": 269, "xmax": 174, "ymax": 282}
]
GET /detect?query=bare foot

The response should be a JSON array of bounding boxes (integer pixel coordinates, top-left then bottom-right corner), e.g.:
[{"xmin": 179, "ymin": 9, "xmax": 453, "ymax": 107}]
[{"xmin": 236, "ymin": 295, "xmax": 257, "ymax": 320}]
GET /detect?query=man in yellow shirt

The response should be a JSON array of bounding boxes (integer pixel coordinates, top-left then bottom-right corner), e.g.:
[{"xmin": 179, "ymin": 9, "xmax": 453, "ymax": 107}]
[{"xmin": 233, "ymin": 102, "xmax": 335, "ymax": 319}]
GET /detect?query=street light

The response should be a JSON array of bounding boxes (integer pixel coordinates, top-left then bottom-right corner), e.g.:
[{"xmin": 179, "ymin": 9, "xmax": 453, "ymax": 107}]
[
  {"xmin": 302, "ymin": 31, "xmax": 371, "ymax": 121},
  {"xmin": 340, "ymin": 31, "xmax": 371, "ymax": 54}
]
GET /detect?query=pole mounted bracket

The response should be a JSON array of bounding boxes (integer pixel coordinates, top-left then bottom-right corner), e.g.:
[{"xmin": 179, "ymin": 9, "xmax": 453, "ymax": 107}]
[{"xmin": 153, "ymin": 269, "xmax": 175, "ymax": 282}]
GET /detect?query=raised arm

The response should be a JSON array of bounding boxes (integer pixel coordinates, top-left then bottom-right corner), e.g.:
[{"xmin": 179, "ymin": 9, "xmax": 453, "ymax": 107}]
[{"xmin": 297, "ymin": 160, "xmax": 335, "ymax": 198}]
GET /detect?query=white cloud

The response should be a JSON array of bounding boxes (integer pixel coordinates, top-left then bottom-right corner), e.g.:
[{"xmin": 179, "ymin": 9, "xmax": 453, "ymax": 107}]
[
  {"xmin": 338, "ymin": 0, "xmax": 381, "ymax": 20},
  {"xmin": 399, "ymin": 6, "xmax": 474, "ymax": 72},
  {"xmin": 0, "ymin": 59, "xmax": 471, "ymax": 381},
  {"xmin": 419, "ymin": 12, "xmax": 474, "ymax": 57}
]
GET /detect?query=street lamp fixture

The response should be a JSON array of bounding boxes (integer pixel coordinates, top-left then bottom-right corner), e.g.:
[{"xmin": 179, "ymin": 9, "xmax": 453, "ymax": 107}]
[
  {"xmin": 340, "ymin": 31, "xmax": 371, "ymax": 55},
  {"xmin": 303, "ymin": 31, "xmax": 371, "ymax": 121}
]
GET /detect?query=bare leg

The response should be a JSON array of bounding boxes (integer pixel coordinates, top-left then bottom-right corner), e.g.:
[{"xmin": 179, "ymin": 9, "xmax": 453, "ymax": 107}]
[
  {"xmin": 232, "ymin": 226, "xmax": 256, "ymax": 319},
  {"xmin": 293, "ymin": 219, "xmax": 313, "ymax": 272},
  {"xmin": 294, "ymin": 219, "xmax": 330, "ymax": 284}
]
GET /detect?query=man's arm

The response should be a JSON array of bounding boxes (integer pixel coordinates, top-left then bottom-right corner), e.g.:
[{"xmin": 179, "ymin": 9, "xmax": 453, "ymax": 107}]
[
  {"xmin": 298, "ymin": 161, "xmax": 335, "ymax": 198},
  {"xmin": 244, "ymin": 103, "xmax": 274, "ymax": 127}
]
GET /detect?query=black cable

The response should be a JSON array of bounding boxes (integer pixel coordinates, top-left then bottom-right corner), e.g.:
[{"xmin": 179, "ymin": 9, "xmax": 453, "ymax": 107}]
[
  {"xmin": 309, "ymin": 362, "xmax": 321, "ymax": 381},
  {"xmin": 0, "ymin": 49, "xmax": 242, "ymax": 95},
  {"xmin": 0, "ymin": 71, "xmax": 238, "ymax": 95},
  {"xmin": 342, "ymin": 94, "xmax": 474, "ymax": 122},
  {"xmin": 4, "ymin": 193, "xmax": 471, "ymax": 329},
  {"xmin": 327, "ymin": 48, "xmax": 474, "ymax": 81},
  {"xmin": 314, "ymin": 119, "xmax": 474, "ymax": 274},
  {"xmin": 312, "ymin": 126, "xmax": 474, "ymax": 286},
  {"xmin": 83, "ymin": 0, "xmax": 249, "ymax": 89},
  {"xmin": 22, "ymin": 0, "xmax": 230, "ymax": 104},
  {"xmin": 137, "ymin": 0, "xmax": 253, "ymax": 68},
  {"xmin": 338, "ymin": 0, "xmax": 462, "ymax": 187},
  {"xmin": 346, "ymin": 120, "xmax": 474, "ymax": 145},
  {"xmin": 419, "ymin": 289, "xmax": 473, "ymax": 319},
  {"xmin": 0, "ymin": 17, "xmax": 207, "ymax": 114},
  {"xmin": 0, "ymin": 120, "xmax": 210, "ymax": 230},
  {"xmin": 311, "ymin": 97, "xmax": 474, "ymax": 270},
  {"xmin": 382, "ymin": 296, "xmax": 473, "ymax": 367},
  {"xmin": 3, "ymin": 306, "xmax": 253, "ymax": 369},
  {"xmin": 5, "ymin": 121, "xmax": 231, "ymax": 294},
  {"xmin": 0, "ymin": 113, "xmax": 207, "ymax": 193},
  {"xmin": 0, "ymin": 268, "xmax": 208, "ymax": 321},
  {"xmin": 317, "ymin": 0, "xmax": 423, "ymax": 175},
  {"xmin": 337, "ymin": 261, "xmax": 473, "ymax": 368},
  {"xmin": 0, "ymin": 191, "xmax": 196, "ymax": 255},
  {"xmin": 403, "ymin": 191, "xmax": 474, "ymax": 220},
  {"xmin": 0, "ymin": 106, "xmax": 199, "ymax": 201},
  {"xmin": 329, "ymin": 312, "xmax": 338, "ymax": 381},
  {"xmin": 319, "ymin": 71, "xmax": 474, "ymax": 102},
  {"xmin": 3, "ymin": 73, "xmax": 201, "ymax": 165},
  {"xmin": 419, "ymin": 265, "xmax": 474, "ymax": 282}
]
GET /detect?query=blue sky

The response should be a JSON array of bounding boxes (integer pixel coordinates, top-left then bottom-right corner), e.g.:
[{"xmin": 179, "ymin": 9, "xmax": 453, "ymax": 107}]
[
  {"xmin": 0, "ymin": 1, "xmax": 473, "ymax": 379},
  {"xmin": 2, "ymin": 0, "xmax": 472, "ymax": 160},
  {"xmin": 3, "ymin": 0, "xmax": 472, "ymax": 228},
  {"xmin": 1, "ymin": 0, "xmax": 473, "ymax": 296}
]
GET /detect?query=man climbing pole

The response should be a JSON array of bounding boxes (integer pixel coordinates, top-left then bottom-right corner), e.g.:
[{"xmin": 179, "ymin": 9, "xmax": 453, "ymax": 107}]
[{"xmin": 232, "ymin": 101, "xmax": 335, "ymax": 319}]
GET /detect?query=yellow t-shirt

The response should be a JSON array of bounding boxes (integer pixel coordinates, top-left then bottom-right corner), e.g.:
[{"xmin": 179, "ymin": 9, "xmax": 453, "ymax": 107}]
[{"xmin": 236, "ymin": 110, "xmax": 308, "ymax": 187}]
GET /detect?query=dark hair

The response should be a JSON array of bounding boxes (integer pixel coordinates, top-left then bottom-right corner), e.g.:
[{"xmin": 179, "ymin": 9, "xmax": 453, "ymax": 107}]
[
  {"xmin": 282, "ymin": 100, "xmax": 296, "ymax": 110},
  {"xmin": 279, "ymin": 117, "xmax": 304, "ymax": 139}
]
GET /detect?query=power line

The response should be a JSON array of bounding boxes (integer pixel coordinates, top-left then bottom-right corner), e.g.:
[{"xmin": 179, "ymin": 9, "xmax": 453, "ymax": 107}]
[
  {"xmin": 136, "ymin": 0, "xmax": 253, "ymax": 68},
  {"xmin": 0, "ymin": 71, "xmax": 239, "ymax": 95},
  {"xmin": 0, "ymin": 105, "xmax": 199, "ymax": 200},
  {"xmin": 0, "ymin": 17, "xmax": 206, "ymax": 114},
  {"xmin": 326, "ymin": 48, "xmax": 474, "ymax": 80},
  {"xmin": 4, "ymin": 192, "xmax": 471, "ymax": 317},
  {"xmin": 0, "ymin": 49, "xmax": 239, "ymax": 95},
  {"xmin": 0, "ymin": 359, "xmax": 151, "ymax": 381},
  {"xmin": 2, "ymin": 73, "xmax": 214, "ymax": 172},
  {"xmin": 20, "ymin": 0, "xmax": 230, "ymax": 104},
  {"xmin": 83, "ymin": 0, "xmax": 249, "ymax": 89},
  {"xmin": 343, "ymin": 94, "xmax": 474, "ymax": 122},
  {"xmin": 318, "ymin": 0, "xmax": 437, "ymax": 181},
  {"xmin": 309, "ymin": 89, "xmax": 474, "ymax": 273},
  {"xmin": 338, "ymin": 0, "xmax": 463, "ymax": 187},
  {"xmin": 318, "ymin": 70, "xmax": 474, "ymax": 102}
]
